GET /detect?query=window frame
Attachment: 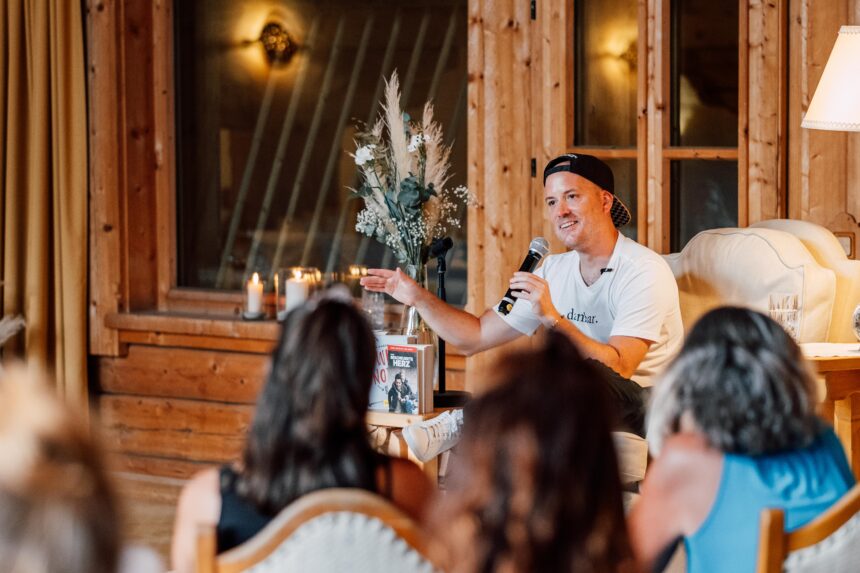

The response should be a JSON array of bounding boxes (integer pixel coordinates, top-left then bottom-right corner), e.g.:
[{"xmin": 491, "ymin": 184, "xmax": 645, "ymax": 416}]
[{"xmin": 541, "ymin": 0, "xmax": 769, "ymax": 254}]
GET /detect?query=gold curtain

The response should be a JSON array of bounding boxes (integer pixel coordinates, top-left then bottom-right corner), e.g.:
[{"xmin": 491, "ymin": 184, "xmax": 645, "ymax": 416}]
[{"xmin": 0, "ymin": 0, "xmax": 88, "ymax": 410}]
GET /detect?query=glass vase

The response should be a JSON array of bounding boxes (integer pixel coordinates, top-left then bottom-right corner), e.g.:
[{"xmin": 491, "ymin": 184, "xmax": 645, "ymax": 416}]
[
  {"xmin": 402, "ymin": 262, "xmax": 439, "ymax": 391},
  {"xmin": 402, "ymin": 264, "xmax": 433, "ymax": 344}
]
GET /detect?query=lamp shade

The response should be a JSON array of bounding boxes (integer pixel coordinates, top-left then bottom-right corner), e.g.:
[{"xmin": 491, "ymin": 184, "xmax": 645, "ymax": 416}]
[{"xmin": 802, "ymin": 26, "xmax": 860, "ymax": 132}]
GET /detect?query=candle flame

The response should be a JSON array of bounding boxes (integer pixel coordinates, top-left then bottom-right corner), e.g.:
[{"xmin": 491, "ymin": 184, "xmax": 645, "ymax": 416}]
[
  {"xmin": 252, "ymin": 272, "xmax": 260, "ymax": 285},
  {"xmin": 292, "ymin": 269, "xmax": 302, "ymax": 280}
]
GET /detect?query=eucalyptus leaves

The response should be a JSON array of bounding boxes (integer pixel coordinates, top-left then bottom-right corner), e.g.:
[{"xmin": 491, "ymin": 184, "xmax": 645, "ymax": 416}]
[{"xmin": 351, "ymin": 72, "xmax": 472, "ymax": 266}]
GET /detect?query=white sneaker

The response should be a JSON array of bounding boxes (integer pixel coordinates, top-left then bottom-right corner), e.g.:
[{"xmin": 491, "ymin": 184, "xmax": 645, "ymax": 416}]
[{"xmin": 402, "ymin": 409, "xmax": 464, "ymax": 462}]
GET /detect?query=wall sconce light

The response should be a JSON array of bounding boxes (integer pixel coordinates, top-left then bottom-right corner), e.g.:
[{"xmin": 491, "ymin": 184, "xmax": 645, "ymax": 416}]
[
  {"xmin": 259, "ymin": 21, "xmax": 296, "ymax": 65},
  {"xmin": 620, "ymin": 40, "xmax": 637, "ymax": 69}
]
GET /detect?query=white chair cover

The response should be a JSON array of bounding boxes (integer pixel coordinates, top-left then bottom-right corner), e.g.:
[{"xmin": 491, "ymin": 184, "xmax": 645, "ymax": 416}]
[
  {"xmin": 783, "ymin": 512, "xmax": 860, "ymax": 573},
  {"xmin": 241, "ymin": 511, "xmax": 437, "ymax": 573}
]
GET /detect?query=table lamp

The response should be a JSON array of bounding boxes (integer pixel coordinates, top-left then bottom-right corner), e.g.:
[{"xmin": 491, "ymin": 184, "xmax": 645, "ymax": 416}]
[{"xmin": 801, "ymin": 26, "xmax": 860, "ymax": 132}]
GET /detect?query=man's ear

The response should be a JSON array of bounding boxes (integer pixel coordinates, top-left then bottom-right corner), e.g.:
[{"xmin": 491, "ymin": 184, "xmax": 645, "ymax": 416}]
[{"xmin": 602, "ymin": 190, "xmax": 614, "ymax": 213}]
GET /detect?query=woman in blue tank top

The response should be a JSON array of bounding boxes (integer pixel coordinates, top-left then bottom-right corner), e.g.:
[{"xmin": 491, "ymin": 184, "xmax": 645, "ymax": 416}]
[{"xmin": 629, "ymin": 307, "xmax": 855, "ymax": 573}]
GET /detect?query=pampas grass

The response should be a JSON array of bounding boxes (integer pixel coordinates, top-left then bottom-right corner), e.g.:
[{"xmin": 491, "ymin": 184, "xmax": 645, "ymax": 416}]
[{"xmin": 350, "ymin": 71, "xmax": 474, "ymax": 266}]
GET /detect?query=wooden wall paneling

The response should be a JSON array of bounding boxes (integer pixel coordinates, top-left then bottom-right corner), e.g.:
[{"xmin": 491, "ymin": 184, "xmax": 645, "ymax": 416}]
[
  {"xmin": 789, "ymin": 0, "xmax": 860, "ymax": 257},
  {"xmin": 846, "ymin": 0, "xmax": 860, "ymax": 256},
  {"xmin": 790, "ymin": 1, "xmax": 847, "ymax": 221},
  {"xmin": 645, "ymin": 0, "xmax": 670, "ymax": 252},
  {"xmin": 746, "ymin": 0, "xmax": 787, "ymax": 225},
  {"xmin": 738, "ymin": 0, "xmax": 750, "ymax": 226},
  {"xmin": 466, "ymin": 0, "xmax": 535, "ymax": 382},
  {"xmin": 788, "ymin": 0, "xmax": 806, "ymax": 222},
  {"xmin": 153, "ymin": 0, "xmax": 176, "ymax": 309},
  {"xmin": 87, "ymin": 0, "xmax": 124, "ymax": 356},
  {"xmin": 98, "ymin": 346, "xmax": 267, "ymax": 403},
  {"xmin": 110, "ymin": 452, "xmax": 214, "ymax": 480},
  {"xmin": 537, "ymin": 0, "xmax": 568, "ymax": 254},
  {"xmin": 122, "ymin": 0, "xmax": 159, "ymax": 310},
  {"xmin": 466, "ymin": 0, "xmax": 485, "ymax": 325},
  {"xmin": 637, "ymin": 0, "xmax": 649, "ymax": 243},
  {"xmin": 100, "ymin": 395, "xmax": 251, "ymax": 462}
]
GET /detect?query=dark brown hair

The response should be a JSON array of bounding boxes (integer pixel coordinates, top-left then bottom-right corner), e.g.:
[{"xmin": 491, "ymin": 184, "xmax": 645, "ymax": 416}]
[
  {"xmin": 432, "ymin": 332, "xmax": 632, "ymax": 573},
  {"xmin": 237, "ymin": 299, "xmax": 380, "ymax": 514}
]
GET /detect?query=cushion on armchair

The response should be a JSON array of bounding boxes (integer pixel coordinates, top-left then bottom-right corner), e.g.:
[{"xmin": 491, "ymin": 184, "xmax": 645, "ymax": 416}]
[{"xmin": 663, "ymin": 228, "xmax": 836, "ymax": 342}]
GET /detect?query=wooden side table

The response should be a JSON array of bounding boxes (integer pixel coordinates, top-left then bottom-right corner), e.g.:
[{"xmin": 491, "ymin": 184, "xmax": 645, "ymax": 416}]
[
  {"xmin": 366, "ymin": 410, "xmax": 443, "ymax": 480},
  {"xmin": 802, "ymin": 343, "xmax": 860, "ymax": 480}
]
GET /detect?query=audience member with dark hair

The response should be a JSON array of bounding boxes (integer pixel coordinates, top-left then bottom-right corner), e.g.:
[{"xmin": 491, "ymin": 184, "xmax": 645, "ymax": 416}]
[
  {"xmin": 0, "ymin": 366, "xmax": 121, "ymax": 573},
  {"xmin": 630, "ymin": 306, "xmax": 855, "ymax": 572},
  {"xmin": 430, "ymin": 331, "xmax": 633, "ymax": 573},
  {"xmin": 171, "ymin": 298, "xmax": 434, "ymax": 573}
]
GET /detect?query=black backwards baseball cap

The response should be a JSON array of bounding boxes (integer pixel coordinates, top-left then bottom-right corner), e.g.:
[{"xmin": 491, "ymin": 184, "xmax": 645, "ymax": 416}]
[{"xmin": 542, "ymin": 153, "xmax": 631, "ymax": 228}]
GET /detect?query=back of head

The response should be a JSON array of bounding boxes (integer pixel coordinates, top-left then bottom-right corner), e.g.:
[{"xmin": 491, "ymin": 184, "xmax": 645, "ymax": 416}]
[
  {"xmin": 433, "ymin": 332, "xmax": 630, "ymax": 573},
  {"xmin": 648, "ymin": 306, "xmax": 820, "ymax": 455},
  {"xmin": 239, "ymin": 298, "xmax": 379, "ymax": 513},
  {"xmin": 0, "ymin": 366, "xmax": 119, "ymax": 573}
]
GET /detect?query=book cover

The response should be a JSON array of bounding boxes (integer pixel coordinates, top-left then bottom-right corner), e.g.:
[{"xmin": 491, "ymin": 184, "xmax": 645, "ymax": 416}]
[
  {"xmin": 386, "ymin": 345, "xmax": 421, "ymax": 414},
  {"xmin": 369, "ymin": 334, "xmax": 415, "ymax": 412}
]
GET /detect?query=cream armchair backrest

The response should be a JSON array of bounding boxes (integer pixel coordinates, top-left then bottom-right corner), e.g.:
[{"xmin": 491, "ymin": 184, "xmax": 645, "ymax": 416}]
[
  {"xmin": 197, "ymin": 488, "xmax": 438, "ymax": 573},
  {"xmin": 751, "ymin": 219, "xmax": 860, "ymax": 343},
  {"xmin": 663, "ymin": 227, "xmax": 837, "ymax": 342}
]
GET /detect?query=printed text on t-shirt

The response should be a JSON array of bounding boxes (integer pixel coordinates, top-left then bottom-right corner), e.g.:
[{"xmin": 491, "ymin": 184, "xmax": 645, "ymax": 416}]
[{"xmin": 565, "ymin": 308, "xmax": 598, "ymax": 324}]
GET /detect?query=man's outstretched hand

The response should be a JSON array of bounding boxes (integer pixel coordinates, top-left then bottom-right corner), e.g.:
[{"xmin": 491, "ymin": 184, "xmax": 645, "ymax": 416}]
[{"xmin": 360, "ymin": 268, "xmax": 421, "ymax": 307}]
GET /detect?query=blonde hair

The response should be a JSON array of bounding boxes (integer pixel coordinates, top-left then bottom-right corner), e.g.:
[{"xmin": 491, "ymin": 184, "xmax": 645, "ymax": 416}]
[{"xmin": 0, "ymin": 365, "xmax": 120, "ymax": 573}]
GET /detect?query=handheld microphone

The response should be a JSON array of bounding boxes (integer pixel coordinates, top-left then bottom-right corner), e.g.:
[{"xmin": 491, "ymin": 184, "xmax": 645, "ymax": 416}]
[{"xmin": 497, "ymin": 237, "xmax": 550, "ymax": 315}]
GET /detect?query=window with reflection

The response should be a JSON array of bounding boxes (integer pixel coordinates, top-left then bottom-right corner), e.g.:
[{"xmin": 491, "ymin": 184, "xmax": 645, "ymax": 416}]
[
  {"xmin": 573, "ymin": 0, "xmax": 639, "ymax": 241},
  {"xmin": 669, "ymin": 0, "xmax": 738, "ymax": 250},
  {"xmin": 174, "ymin": 0, "xmax": 468, "ymax": 304},
  {"xmin": 572, "ymin": 0, "xmax": 740, "ymax": 250}
]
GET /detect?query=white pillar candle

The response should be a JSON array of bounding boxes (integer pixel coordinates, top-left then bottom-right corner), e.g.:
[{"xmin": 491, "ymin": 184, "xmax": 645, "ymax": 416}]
[
  {"xmin": 286, "ymin": 274, "xmax": 309, "ymax": 311},
  {"xmin": 246, "ymin": 272, "xmax": 264, "ymax": 315}
]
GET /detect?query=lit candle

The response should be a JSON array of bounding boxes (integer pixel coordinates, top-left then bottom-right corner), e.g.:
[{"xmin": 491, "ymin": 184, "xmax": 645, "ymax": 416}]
[
  {"xmin": 285, "ymin": 270, "xmax": 309, "ymax": 311},
  {"xmin": 246, "ymin": 272, "xmax": 264, "ymax": 316},
  {"xmin": 346, "ymin": 264, "xmax": 367, "ymax": 297}
]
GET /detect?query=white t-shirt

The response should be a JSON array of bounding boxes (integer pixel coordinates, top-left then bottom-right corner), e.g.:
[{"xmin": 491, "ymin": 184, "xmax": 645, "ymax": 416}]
[{"xmin": 496, "ymin": 233, "xmax": 683, "ymax": 387}]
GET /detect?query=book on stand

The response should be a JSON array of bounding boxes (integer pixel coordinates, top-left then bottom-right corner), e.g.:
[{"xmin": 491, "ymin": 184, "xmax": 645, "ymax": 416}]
[{"xmin": 369, "ymin": 333, "xmax": 435, "ymax": 415}]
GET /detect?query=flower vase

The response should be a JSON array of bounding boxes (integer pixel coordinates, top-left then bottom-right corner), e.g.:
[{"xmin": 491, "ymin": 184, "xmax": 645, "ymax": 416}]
[
  {"xmin": 402, "ymin": 263, "xmax": 439, "ymax": 393},
  {"xmin": 402, "ymin": 264, "xmax": 433, "ymax": 343}
]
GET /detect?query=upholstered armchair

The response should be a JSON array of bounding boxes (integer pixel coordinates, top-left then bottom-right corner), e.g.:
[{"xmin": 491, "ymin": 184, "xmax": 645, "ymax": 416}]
[{"xmin": 663, "ymin": 227, "xmax": 838, "ymax": 343}]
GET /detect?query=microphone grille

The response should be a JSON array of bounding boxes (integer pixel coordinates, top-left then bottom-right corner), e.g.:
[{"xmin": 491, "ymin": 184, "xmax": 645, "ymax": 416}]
[{"xmin": 529, "ymin": 237, "xmax": 550, "ymax": 258}]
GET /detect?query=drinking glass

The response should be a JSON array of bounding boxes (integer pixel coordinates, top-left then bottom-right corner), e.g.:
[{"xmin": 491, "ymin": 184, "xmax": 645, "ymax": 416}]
[
  {"xmin": 768, "ymin": 293, "xmax": 800, "ymax": 339},
  {"xmin": 362, "ymin": 290, "xmax": 385, "ymax": 331}
]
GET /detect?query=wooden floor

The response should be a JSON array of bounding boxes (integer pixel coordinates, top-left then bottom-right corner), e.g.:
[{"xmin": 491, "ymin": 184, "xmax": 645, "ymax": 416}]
[{"xmin": 115, "ymin": 471, "xmax": 185, "ymax": 565}]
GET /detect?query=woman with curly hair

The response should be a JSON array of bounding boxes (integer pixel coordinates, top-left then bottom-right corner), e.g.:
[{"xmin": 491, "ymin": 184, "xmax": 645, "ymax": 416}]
[
  {"xmin": 430, "ymin": 330, "xmax": 633, "ymax": 573},
  {"xmin": 171, "ymin": 298, "xmax": 433, "ymax": 573},
  {"xmin": 630, "ymin": 306, "xmax": 855, "ymax": 572}
]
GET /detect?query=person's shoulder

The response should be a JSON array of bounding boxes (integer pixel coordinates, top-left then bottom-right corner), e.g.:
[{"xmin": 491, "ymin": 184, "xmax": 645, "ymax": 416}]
[
  {"xmin": 617, "ymin": 235, "xmax": 667, "ymax": 264},
  {"xmin": 615, "ymin": 236, "xmax": 675, "ymax": 279},
  {"xmin": 653, "ymin": 433, "xmax": 722, "ymax": 481},
  {"xmin": 177, "ymin": 467, "xmax": 222, "ymax": 523}
]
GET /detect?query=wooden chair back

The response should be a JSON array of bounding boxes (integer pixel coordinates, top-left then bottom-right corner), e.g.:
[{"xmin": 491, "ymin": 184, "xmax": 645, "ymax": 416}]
[
  {"xmin": 756, "ymin": 484, "xmax": 860, "ymax": 573},
  {"xmin": 195, "ymin": 488, "xmax": 437, "ymax": 573}
]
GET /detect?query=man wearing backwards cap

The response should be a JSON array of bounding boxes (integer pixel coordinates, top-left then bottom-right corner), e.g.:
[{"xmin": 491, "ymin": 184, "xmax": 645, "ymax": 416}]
[{"xmin": 362, "ymin": 154, "xmax": 683, "ymax": 451}]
